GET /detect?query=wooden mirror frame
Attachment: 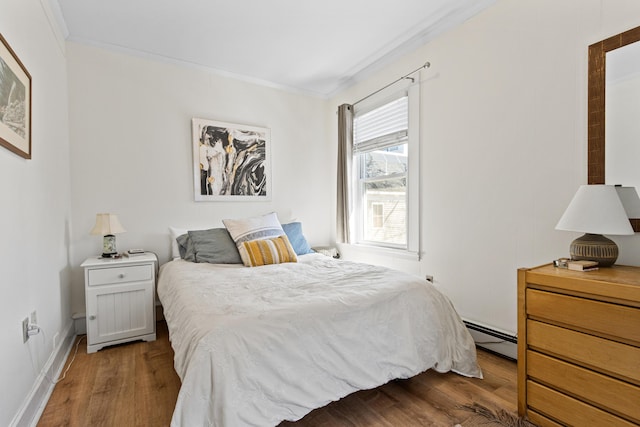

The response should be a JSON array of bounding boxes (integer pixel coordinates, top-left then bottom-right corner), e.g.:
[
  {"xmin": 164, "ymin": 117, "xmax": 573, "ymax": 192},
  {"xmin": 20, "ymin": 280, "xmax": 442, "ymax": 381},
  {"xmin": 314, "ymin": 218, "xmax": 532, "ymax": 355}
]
[{"xmin": 588, "ymin": 24, "xmax": 640, "ymax": 232}]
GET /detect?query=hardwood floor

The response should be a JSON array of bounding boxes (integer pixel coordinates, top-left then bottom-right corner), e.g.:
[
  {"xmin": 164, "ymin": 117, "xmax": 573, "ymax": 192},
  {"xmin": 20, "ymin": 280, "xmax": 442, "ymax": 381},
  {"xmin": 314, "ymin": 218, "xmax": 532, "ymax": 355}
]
[
  {"xmin": 38, "ymin": 321, "xmax": 517, "ymax": 427},
  {"xmin": 38, "ymin": 321, "xmax": 181, "ymax": 427}
]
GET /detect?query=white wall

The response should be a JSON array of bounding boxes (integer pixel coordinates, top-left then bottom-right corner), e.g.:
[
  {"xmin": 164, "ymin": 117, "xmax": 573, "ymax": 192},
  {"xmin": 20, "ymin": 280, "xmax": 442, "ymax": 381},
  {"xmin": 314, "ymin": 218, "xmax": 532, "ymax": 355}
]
[
  {"xmin": 0, "ymin": 0, "xmax": 72, "ymax": 425},
  {"xmin": 330, "ymin": 0, "xmax": 640, "ymax": 334},
  {"xmin": 66, "ymin": 43, "xmax": 332, "ymax": 315},
  {"xmin": 66, "ymin": 0, "xmax": 640, "ymax": 337}
]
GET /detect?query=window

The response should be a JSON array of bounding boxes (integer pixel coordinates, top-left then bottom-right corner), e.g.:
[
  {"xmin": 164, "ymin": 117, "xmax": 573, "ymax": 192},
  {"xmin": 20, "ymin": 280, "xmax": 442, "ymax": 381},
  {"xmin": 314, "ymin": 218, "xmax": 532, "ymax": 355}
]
[
  {"xmin": 371, "ymin": 203, "xmax": 384, "ymax": 228},
  {"xmin": 351, "ymin": 87, "xmax": 419, "ymax": 253}
]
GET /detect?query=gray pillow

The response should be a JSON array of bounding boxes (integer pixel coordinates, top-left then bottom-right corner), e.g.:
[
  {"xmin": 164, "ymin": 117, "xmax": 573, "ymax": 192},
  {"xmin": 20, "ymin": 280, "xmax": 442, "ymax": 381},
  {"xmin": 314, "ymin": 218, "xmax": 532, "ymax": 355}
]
[
  {"xmin": 188, "ymin": 228, "xmax": 242, "ymax": 264},
  {"xmin": 176, "ymin": 233, "xmax": 195, "ymax": 261}
]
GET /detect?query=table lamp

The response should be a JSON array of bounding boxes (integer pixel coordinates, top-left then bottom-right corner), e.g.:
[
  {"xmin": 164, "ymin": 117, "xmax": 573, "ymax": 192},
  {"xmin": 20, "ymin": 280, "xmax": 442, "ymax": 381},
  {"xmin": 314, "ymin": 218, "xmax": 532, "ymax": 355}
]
[
  {"xmin": 90, "ymin": 213, "xmax": 126, "ymax": 258},
  {"xmin": 555, "ymin": 185, "xmax": 634, "ymax": 267},
  {"xmin": 615, "ymin": 186, "xmax": 640, "ymax": 218}
]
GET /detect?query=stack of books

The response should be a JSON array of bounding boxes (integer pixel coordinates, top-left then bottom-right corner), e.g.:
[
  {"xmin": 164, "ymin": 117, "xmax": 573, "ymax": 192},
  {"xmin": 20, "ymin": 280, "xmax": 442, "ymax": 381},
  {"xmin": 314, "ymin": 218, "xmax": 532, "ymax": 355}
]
[
  {"xmin": 566, "ymin": 260, "xmax": 599, "ymax": 271},
  {"xmin": 124, "ymin": 249, "xmax": 146, "ymax": 257}
]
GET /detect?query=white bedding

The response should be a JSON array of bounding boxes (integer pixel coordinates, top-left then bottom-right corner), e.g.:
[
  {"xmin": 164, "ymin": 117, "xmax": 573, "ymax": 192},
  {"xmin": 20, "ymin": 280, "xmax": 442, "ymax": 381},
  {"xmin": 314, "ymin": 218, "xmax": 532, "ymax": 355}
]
[{"xmin": 158, "ymin": 253, "xmax": 482, "ymax": 427}]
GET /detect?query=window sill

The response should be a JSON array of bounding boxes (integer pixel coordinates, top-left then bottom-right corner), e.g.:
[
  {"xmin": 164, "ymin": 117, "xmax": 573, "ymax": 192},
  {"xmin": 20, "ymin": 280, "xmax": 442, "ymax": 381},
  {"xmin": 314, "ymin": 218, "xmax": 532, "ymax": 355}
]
[{"xmin": 337, "ymin": 243, "xmax": 420, "ymax": 262}]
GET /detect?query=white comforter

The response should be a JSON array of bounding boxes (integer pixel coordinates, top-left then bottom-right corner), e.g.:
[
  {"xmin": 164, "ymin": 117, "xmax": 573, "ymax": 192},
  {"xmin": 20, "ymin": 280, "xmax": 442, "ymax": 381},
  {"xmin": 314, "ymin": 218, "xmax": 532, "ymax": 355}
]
[{"xmin": 158, "ymin": 254, "xmax": 481, "ymax": 427}]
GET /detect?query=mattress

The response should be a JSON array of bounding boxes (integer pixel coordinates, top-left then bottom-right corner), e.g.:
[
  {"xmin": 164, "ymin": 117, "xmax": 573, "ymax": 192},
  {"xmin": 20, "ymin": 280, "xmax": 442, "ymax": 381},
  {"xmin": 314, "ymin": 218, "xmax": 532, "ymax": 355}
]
[{"xmin": 158, "ymin": 253, "xmax": 482, "ymax": 426}]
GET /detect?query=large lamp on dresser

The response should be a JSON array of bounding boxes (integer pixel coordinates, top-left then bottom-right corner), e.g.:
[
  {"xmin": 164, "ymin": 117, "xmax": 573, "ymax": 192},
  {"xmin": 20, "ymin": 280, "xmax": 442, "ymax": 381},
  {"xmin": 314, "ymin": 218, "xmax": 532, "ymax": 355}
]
[{"xmin": 555, "ymin": 185, "xmax": 635, "ymax": 267}]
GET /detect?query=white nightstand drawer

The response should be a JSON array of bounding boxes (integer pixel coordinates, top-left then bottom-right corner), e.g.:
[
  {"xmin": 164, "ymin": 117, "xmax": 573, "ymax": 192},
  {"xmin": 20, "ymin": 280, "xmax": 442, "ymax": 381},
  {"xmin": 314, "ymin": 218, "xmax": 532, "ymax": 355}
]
[{"xmin": 88, "ymin": 264, "xmax": 152, "ymax": 286}]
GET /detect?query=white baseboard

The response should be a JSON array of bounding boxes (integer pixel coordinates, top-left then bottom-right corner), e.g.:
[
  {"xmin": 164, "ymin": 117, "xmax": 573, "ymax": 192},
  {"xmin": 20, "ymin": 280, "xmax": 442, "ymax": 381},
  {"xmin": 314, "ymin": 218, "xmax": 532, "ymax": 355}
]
[
  {"xmin": 10, "ymin": 321, "xmax": 76, "ymax": 427},
  {"xmin": 464, "ymin": 320, "xmax": 518, "ymax": 360}
]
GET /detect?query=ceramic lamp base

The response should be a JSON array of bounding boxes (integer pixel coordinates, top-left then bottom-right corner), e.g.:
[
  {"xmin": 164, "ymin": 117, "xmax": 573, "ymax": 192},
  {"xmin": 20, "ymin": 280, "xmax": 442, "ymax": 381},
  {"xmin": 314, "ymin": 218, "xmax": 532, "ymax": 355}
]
[
  {"xmin": 102, "ymin": 234, "xmax": 117, "ymax": 258},
  {"xmin": 569, "ymin": 233, "xmax": 618, "ymax": 267}
]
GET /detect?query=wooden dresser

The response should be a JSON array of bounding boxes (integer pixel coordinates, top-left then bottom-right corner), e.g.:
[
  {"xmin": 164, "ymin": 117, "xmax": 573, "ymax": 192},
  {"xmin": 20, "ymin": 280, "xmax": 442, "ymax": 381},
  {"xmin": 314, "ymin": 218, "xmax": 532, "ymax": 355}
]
[{"xmin": 517, "ymin": 264, "xmax": 640, "ymax": 426}]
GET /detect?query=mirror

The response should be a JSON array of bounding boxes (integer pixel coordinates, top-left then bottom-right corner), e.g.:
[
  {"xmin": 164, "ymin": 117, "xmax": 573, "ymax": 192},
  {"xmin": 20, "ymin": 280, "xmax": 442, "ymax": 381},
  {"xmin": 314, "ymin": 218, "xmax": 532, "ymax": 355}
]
[
  {"xmin": 588, "ymin": 24, "xmax": 640, "ymax": 231},
  {"xmin": 606, "ymin": 42, "xmax": 640, "ymax": 191}
]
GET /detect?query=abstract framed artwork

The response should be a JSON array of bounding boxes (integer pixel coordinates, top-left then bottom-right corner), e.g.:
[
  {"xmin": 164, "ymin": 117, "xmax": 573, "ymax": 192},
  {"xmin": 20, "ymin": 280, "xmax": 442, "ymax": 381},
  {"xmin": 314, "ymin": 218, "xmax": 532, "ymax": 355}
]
[
  {"xmin": 0, "ymin": 33, "xmax": 31, "ymax": 159},
  {"xmin": 192, "ymin": 118, "xmax": 271, "ymax": 201}
]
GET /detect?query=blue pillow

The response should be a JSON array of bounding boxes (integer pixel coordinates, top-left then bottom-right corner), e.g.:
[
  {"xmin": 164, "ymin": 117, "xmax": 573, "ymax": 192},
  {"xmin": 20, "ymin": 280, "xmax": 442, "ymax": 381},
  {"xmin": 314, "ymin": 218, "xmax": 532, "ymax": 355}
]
[{"xmin": 282, "ymin": 222, "xmax": 314, "ymax": 255}]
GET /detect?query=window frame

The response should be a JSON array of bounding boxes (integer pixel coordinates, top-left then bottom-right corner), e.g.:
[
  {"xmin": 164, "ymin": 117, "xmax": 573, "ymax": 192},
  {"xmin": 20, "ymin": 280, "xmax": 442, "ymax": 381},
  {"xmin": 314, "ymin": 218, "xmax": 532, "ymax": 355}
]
[{"xmin": 350, "ymin": 84, "xmax": 420, "ymax": 255}]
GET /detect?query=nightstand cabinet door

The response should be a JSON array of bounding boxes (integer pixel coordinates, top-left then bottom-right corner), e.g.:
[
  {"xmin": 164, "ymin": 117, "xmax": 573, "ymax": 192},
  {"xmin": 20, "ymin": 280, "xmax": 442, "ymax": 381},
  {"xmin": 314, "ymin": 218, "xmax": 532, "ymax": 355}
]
[
  {"xmin": 86, "ymin": 281, "xmax": 154, "ymax": 346},
  {"xmin": 82, "ymin": 254, "xmax": 157, "ymax": 353}
]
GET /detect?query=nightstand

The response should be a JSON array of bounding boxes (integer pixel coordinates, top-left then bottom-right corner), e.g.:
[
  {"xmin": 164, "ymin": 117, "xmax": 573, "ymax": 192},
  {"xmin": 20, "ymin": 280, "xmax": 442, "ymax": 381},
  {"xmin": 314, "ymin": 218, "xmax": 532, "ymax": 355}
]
[
  {"xmin": 312, "ymin": 246, "xmax": 340, "ymax": 258},
  {"xmin": 81, "ymin": 253, "xmax": 157, "ymax": 353}
]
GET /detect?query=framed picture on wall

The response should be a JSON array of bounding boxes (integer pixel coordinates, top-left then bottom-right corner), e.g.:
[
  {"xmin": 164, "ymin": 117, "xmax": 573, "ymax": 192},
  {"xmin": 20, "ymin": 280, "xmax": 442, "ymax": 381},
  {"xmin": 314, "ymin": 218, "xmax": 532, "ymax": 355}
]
[
  {"xmin": 0, "ymin": 33, "xmax": 31, "ymax": 159},
  {"xmin": 192, "ymin": 118, "xmax": 271, "ymax": 201}
]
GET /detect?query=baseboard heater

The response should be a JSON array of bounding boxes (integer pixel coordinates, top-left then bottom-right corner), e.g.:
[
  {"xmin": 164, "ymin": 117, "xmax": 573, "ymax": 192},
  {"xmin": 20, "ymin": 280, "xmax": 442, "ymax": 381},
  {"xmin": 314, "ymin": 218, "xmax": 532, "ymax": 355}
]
[{"xmin": 463, "ymin": 320, "xmax": 517, "ymax": 360}]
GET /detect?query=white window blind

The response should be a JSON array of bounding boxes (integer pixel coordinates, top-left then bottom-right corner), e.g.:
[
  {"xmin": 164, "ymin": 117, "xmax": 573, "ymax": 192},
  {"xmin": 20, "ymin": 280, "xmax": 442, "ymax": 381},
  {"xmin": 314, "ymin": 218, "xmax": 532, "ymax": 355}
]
[{"xmin": 353, "ymin": 96, "xmax": 408, "ymax": 153}]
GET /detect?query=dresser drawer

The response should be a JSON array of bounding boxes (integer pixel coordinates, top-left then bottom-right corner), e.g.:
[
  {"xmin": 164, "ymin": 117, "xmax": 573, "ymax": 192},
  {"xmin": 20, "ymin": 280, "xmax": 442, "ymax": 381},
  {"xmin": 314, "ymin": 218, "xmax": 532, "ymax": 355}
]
[
  {"xmin": 87, "ymin": 264, "xmax": 153, "ymax": 286},
  {"xmin": 527, "ymin": 381, "xmax": 636, "ymax": 427},
  {"xmin": 527, "ymin": 350, "xmax": 640, "ymax": 423},
  {"xmin": 527, "ymin": 320, "xmax": 640, "ymax": 384},
  {"xmin": 527, "ymin": 289, "xmax": 640, "ymax": 344}
]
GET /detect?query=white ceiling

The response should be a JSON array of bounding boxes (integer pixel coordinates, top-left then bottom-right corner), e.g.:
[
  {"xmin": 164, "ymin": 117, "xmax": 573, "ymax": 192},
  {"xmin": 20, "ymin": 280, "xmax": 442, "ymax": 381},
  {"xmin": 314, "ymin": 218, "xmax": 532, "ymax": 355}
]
[{"xmin": 53, "ymin": 0, "xmax": 496, "ymax": 97}]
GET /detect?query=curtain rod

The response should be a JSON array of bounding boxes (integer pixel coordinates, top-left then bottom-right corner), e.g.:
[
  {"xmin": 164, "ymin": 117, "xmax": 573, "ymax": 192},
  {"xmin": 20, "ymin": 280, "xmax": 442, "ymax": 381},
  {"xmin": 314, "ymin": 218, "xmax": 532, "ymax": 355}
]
[{"xmin": 352, "ymin": 61, "xmax": 431, "ymax": 106}]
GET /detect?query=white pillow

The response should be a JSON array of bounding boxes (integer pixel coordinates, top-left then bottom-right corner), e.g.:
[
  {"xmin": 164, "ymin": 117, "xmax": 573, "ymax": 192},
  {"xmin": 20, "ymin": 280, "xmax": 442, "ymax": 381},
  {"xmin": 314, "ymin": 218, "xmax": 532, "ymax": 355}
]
[{"xmin": 222, "ymin": 212, "xmax": 286, "ymax": 266}]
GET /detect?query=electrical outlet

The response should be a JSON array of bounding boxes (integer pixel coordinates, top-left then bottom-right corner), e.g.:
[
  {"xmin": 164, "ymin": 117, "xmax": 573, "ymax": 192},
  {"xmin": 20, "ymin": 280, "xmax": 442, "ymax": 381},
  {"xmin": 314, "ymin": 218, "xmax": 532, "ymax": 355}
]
[
  {"xmin": 30, "ymin": 310, "xmax": 37, "ymax": 324},
  {"xmin": 22, "ymin": 317, "xmax": 29, "ymax": 343}
]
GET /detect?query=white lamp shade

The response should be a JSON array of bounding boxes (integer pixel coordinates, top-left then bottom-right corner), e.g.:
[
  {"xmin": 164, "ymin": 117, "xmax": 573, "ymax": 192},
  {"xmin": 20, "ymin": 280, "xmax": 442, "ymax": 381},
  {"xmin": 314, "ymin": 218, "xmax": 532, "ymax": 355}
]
[
  {"xmin": 90, "ymin": 213, "xmax": 126, "ymax": 235},
  {"xmin": 615, "ymin": 186, "xmax": 640, "ymax": 218},
  {"xmin": 555, "ymin": 185, "xmax": 634, "ymax": 236}
]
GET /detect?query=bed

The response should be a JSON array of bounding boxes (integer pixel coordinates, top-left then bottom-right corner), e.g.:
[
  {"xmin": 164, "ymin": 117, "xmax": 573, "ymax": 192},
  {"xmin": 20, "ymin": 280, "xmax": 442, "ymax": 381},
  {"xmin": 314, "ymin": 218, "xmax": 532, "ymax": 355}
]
[
  {"xmin": 158, "ymin": 243, "xmax": 482, "ymax": 426},
  {"xmin": 160, "ymin": 214, "xmax": 481, "ymax": 426}
]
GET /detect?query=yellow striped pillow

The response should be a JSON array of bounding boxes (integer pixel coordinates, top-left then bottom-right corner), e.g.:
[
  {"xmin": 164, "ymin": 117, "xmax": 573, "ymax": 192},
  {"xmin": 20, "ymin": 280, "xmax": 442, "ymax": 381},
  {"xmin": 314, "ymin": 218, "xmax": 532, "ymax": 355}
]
[{"xmin": 241, "ymin": 235, "xmax": 298, "ymax": 267}]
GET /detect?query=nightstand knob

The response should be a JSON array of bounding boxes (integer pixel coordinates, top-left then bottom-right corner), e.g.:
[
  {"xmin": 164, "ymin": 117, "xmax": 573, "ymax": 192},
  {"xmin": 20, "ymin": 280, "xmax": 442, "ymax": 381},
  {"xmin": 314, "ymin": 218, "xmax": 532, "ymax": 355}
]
[
  {"xmin": 118, "ymin": 273, "xmax": 125, "ymax": 279},
  {"xmin": 89, "ymin": 315, "xmax": 96, "ymax": 320}
]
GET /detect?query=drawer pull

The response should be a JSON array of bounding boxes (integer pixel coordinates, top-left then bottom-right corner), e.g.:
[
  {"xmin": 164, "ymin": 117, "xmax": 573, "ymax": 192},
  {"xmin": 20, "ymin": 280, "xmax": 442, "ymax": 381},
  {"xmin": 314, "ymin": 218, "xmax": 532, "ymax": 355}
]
[
  {"xmin": 118, "ymin": 273, "xmax": 125, "ymax": 279},
  {"xmin": 89, "ymin": 315, "xmax": 96, "ymax": 320}
]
